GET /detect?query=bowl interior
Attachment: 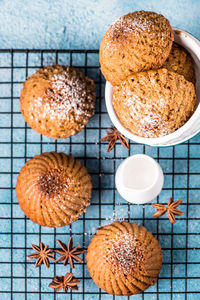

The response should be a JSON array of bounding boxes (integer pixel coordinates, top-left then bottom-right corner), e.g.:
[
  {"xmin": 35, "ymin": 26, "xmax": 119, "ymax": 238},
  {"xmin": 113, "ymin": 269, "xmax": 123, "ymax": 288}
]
[{"xmin": 105, "ymin": 28, "xmax": 200, "ymax": 147}]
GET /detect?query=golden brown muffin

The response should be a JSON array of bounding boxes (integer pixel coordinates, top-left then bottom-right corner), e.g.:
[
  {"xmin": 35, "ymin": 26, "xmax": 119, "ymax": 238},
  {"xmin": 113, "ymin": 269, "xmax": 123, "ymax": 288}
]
[
  {"xmin": 113, "ymin": 68, "xmax": 197, "ymax": 138},
  {"xmin": 100, "ymin": 11, "xmax": 173, "ymax": 85},
  {"xmin": 163, "ymin": 42, "xmax": 196, "ymax": 83},
  {"xmin": 20, "ymin": 65, "xmax": 96, "ymax": 139},
  {"xmin": 16, "ymin": 152, "xmax": 92, "ymax": 227},
  {"xmin": 86, "ymin": 221, "xmax": 162, "ymax": 295}
]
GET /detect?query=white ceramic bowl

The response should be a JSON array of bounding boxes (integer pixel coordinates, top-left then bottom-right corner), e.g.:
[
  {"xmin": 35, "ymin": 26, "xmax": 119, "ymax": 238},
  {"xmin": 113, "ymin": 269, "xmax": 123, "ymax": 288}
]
[
  {"xmin": 105, "ymin": 28, "xmax": 200, "ymax": 146},
  {"xmin": 115, "ymin": 154, "xmax": 164, "ymax": 204}
]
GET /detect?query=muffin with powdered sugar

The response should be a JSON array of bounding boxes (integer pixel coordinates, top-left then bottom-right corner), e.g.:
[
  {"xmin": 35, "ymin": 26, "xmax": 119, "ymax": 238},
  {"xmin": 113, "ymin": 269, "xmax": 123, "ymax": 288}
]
[
  {"xmin": 113, "ymin": 68, "xmax": 197, "ymax": 138},
  {"xmin": 20, "ymin": 65, "xmax": 96, "ymax": 139},
  {"xmin": 86, "ymin": 221, "xmax": 162, "ymax": 295},
  {"xmin": 163, "ymin": 42, "xmax": 196, "ymax": 84},
  {"xmin": 100, "ymin": 11, "xmax": 173, "ymax": 85}
]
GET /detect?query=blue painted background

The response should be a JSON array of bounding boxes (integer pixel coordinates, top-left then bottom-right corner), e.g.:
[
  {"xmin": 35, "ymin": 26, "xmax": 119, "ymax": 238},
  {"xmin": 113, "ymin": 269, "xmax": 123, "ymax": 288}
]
[
  {"xmin": 0, "ymin": 0, "xmax": 199, "ymax": 49},
  {"xmin": 0, "ymin": 0, "xmax": 200, "ymax": 299}
]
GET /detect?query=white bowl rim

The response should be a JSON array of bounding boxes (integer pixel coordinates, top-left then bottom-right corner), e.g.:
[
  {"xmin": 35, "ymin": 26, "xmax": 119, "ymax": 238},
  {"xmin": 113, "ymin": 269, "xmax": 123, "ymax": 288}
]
[{"xmin": 105, "ymin": 27, "xmax": 200, "ymax": 147}]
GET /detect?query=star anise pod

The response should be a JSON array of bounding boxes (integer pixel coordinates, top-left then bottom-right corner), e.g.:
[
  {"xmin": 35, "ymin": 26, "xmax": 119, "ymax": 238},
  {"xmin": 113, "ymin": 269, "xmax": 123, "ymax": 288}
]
[
  {"xmin": 27, "ymin": 242, "xmax": 55, "ymax": 268},
  {"xmin": 152, "ymin": 197, "xmax": 184, "ymax": 224},
  {"xmin": 49, "ymin": 272, "xmax": 80, "ymax": 293},
  {"xmin": 100, "ymin": 126, "xmax": 130, "ymax": 152},
  {"xmin": 55, "ymin": 237, "xmax": 86, "ymax": 268}
]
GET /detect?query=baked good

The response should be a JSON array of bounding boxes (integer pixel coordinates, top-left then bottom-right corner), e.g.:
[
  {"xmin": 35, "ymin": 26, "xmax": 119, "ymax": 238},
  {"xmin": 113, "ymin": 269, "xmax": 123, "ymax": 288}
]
[
  {"xmin": 113, "ymin": 68, "xmax": 197, "ymax": 138},
  {"xmin": 20, "ymin": 65, "xmax": 96, "ymax": 139},
  {"xmin": 100, "ymin": 11, "xmax": 173, "ymax": 85},
  {"xmin": 163, "ymin": 42, "xmax": 196, "ymax": 83},
  {"xmin": 16, "ymin": 152, "xmax": 92, "ymax": 227},
  {"xmin": 86, "ymin": 221, "xmax": 162, "ymax": 295}
]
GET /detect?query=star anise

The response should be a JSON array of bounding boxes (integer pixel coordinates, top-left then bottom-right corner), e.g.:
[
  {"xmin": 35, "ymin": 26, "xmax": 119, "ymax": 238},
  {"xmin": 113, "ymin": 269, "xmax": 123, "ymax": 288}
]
[
  {"xmin": 49, "ymin": 272, "xmax": 80, "ymax": 293},
  {"xmin": 100, "ymin": 126, "xmax": 130, "ymax": 152},
  {"xmin": 152, "ymin": 197, "xmax": 184, "ymax": 224},
  {"xmin": 27, "ymin": 242, "xmax": 55, "ymax": 268},
  {"xmin": 55, "ymin": 237, "xmax": 86, "ymax": 268}
]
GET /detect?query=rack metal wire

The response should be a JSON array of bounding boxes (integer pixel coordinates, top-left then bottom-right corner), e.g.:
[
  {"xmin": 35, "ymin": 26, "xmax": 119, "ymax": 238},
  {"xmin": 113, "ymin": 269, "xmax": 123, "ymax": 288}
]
[{"xmin": 0, "ymin": 49, "xmax": 200, "ymax": 299}]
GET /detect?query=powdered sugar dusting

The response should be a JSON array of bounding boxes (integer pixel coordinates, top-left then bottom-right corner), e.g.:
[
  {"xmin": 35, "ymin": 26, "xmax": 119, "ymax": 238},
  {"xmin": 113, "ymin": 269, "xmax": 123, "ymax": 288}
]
[
  {"xmin": 106, "ymin": 232, "xmax": 144, "ymax": 273},
  {"xmin": 107, "ymin": 11, "xmax": 169, "ymax": 46},
  {"xmin": 110, "ymin": 13, "xmax": 152, "ymax": 37},
  {"xmin": 45, "ymin": 73, "xmax": 90, "ymax": 120},
  {"xmin": 121, "ymin": 92, "xmax": 171, "ymax": 137},
  {"xmin": 139, "ymin": 113, "xmax": 171, "ymax": 137}
]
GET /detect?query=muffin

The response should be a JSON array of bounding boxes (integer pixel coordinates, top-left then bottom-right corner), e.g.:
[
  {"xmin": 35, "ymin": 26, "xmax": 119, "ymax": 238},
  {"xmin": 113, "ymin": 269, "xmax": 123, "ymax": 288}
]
[
  {"xmin": 113, "ymin": 68, "xmax": 197, "ymax": 138},
  {"xmin": 20, "ymin": 65, "xmax": 96, "ymax": 139},
  {"xmin": 16, "ymin": 152, "xmax": 92, "ymax": 227},
  {"xmin": 100, "ymin": 11, "xmax": 173, "ymax": 85},
  {"xmin": 86, "ymin": 221, "xmax": 162, "ymax": 296},
  {"xmin": 163, "ymin": 42, "xmax": 196, "ymax": 83}
]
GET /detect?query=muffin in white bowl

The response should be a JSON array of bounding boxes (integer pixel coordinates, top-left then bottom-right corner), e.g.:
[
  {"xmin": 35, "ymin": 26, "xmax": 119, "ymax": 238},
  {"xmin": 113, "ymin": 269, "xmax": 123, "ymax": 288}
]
[
  {"xmin": 113, "ymin": 68, "xmax": 197, "ymax": 138},
  {"xmin": 105, "ymin": 28, "xmax": 200, "ymax": 147}
]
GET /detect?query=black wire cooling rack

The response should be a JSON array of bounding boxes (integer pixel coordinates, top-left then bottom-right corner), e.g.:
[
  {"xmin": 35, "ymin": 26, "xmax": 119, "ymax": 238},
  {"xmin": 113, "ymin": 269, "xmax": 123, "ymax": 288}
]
[{"xmin": 0, "ymin": 49, "xmax": 199, "ymax": 300}]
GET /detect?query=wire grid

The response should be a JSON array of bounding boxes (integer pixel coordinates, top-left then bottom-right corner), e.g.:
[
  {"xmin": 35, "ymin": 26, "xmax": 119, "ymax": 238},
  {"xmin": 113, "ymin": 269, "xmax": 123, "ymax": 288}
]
[{"xmin": 0, "ymin": 49, "xmax": 199, "ymax": 300}]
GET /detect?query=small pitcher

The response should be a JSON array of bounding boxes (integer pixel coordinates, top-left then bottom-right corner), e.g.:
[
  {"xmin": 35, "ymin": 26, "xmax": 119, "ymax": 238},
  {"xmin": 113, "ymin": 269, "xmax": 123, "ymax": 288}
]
[{"xmin": 115, "ymin": 154, "xmax": 164, "ymax": 204}]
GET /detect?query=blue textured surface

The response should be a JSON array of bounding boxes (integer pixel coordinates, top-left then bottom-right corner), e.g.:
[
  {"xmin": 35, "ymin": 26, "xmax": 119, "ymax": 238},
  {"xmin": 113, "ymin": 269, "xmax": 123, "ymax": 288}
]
[{"xmin": 0, "ymin": 1, "xmax": 199, "ymax": 299}]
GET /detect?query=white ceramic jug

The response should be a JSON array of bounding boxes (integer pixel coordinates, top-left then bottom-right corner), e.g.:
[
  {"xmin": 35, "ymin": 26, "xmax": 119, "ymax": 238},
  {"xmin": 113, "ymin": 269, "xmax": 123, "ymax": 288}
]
[{"xmin": 115, "ymin": 154, "xmax": 164, "ymax": 204}]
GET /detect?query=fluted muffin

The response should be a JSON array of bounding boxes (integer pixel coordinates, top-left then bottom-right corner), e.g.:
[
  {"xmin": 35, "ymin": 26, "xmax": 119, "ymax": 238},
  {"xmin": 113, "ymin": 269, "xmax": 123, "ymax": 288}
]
[
  {"xmin": 20, "ymin": 65, "xmax": 96, "ymax": 139},
  {"xmin": 113, "ymin": 68, "xmax": 197, "ymax": 138},
  {"xmin": 86, "ymin": 221, "xmax": 162, "ymax": 295},
  {"xmin": 16, "ymin": 152, "xmax": 92, "ymax": 227},
  {"xmin": 100, "ymin": 11, "xmax": 173, "ymax": 85},
  {"xmin": 163, "ymin": 42, "xmax": 196, "ymax": 83}
]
